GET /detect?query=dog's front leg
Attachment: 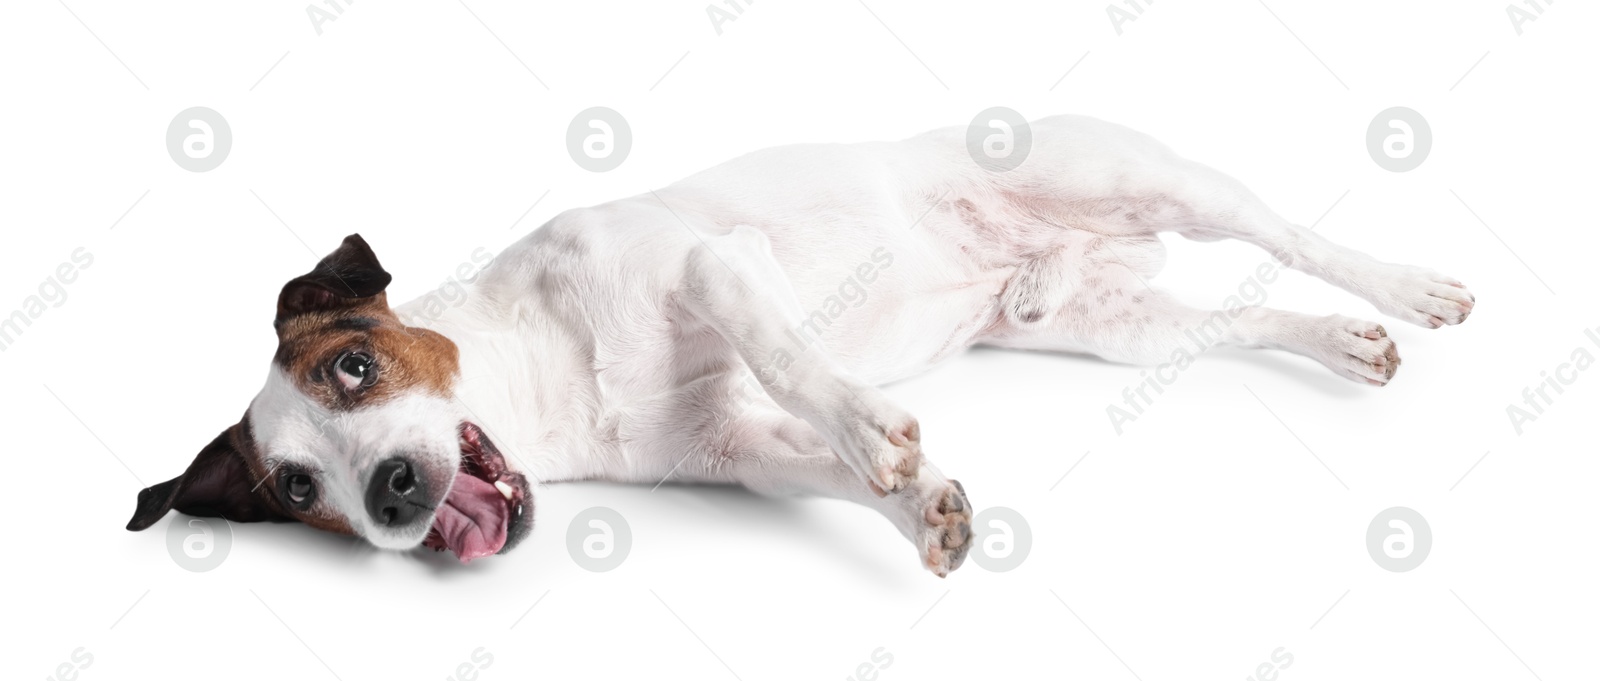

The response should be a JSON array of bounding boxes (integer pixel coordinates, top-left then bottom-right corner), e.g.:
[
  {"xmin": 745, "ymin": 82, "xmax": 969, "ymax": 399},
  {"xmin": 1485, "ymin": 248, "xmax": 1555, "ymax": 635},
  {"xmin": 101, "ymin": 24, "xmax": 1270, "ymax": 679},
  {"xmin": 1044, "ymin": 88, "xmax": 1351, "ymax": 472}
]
[
  {"xmin": 699, "ymin": 403, "xmax": 972, "ymax": 576},
  {"xmin": 679, "ymin": 225, "xmax": 923, "ymax": 496}
]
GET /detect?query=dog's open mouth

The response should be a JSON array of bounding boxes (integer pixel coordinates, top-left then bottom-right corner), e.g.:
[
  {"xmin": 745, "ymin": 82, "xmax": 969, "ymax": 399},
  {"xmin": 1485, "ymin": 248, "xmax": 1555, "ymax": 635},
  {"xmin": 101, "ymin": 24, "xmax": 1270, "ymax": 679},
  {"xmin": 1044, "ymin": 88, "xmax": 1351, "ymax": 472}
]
[{"xmin": 422, "ymin": 422, "xmax": 533, "ymax": 563}]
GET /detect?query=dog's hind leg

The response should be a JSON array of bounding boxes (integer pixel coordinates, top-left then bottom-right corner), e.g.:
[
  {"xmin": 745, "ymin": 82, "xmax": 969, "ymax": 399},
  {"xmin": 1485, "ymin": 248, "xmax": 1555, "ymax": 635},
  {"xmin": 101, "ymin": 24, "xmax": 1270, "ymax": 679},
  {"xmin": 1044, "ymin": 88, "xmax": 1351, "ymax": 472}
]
[
  {"xmin": 1010, "ymin": 117, "xmax": 1473, "ymax": 327},
  {"xmin": 678, "ymin": 224, "xmax": 928, "ymax": 496},
  {"xmin": 982, "ymin": 261, "xmax": 1403, "ymax": 386},
  {"xmin": 1156, "ymin": 160, "xmax": 1475, "ymax": 329}
]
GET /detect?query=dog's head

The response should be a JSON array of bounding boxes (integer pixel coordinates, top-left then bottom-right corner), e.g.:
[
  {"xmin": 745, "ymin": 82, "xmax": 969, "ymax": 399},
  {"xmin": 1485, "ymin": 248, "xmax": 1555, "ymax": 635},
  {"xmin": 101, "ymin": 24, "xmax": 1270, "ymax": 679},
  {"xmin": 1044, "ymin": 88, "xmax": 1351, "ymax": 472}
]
[{"xmin": 125, "ymin": 235, "xmax": 532, "ymax": 562}]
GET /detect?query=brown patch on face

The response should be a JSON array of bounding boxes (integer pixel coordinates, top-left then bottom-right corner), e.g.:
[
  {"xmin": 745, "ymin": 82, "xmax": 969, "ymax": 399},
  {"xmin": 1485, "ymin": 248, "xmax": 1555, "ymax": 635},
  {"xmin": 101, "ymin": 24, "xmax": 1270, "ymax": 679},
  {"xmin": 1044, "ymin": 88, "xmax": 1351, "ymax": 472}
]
[
  {"xmin": 274, "ymin": 292, "xmax": 460, "ymax": 412},
  {"xmin": 126, "ymin": 234, "xmax": 459, "ymax": 539},
  {"xmin": 125, "ymin": 415, "xmax": 353, "ymax": 536},
  {"xmin": 263, "ymin": 233, "xmax": 461, "ymax": 535}
]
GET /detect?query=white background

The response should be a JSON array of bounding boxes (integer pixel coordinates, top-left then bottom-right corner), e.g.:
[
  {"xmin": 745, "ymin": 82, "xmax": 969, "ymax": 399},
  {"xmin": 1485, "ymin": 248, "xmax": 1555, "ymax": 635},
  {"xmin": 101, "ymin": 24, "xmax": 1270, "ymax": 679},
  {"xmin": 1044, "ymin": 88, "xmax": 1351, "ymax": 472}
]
[{"xmin": 2, "ymin": 1, "xmax": 1596, "ymax": 679}]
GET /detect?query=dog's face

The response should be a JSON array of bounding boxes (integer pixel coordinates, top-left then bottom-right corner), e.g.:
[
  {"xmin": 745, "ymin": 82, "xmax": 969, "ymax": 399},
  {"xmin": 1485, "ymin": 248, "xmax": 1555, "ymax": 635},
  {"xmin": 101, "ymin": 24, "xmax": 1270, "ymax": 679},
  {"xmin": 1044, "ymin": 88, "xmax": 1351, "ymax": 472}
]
[{"xmin": 125, "ymin": 235, "xmax": 532, "ymax": 562}]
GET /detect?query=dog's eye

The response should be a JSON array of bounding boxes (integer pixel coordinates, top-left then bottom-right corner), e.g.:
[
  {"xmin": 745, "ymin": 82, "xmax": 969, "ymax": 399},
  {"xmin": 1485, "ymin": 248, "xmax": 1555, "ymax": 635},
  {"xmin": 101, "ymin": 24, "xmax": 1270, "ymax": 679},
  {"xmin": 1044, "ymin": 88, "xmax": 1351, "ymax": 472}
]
[
  {"xmin": 285, "ymin": 474, "xmax": 315, "ymax": 508},
  {"xmin": 335, "ymin": 352, "xmax": 377, "ymax": 390}
]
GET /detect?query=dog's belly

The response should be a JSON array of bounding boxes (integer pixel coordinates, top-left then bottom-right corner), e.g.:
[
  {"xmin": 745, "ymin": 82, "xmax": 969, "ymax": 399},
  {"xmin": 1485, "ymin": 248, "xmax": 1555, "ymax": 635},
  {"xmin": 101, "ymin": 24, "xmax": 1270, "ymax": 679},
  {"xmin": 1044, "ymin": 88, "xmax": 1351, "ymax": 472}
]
[
  {"xmin": 543, "ymin": 115, "xmax": 1186, "ymax": 394},
  {"xmin": 655, "ymin": 140, "xmax": 1066, "ymax": 384},
  {"xmin": 752, "ymin": 205, "xmax": 1021, "ymax": 385}
]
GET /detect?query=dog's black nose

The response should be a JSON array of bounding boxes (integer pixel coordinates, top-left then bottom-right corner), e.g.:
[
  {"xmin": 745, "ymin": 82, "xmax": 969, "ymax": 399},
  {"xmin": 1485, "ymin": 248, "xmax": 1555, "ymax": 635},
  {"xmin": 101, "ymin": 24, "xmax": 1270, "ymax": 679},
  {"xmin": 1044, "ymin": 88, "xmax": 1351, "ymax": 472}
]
[{"xmin": 366, "ymin": 458, "xmax": 429, "ymax": 527}]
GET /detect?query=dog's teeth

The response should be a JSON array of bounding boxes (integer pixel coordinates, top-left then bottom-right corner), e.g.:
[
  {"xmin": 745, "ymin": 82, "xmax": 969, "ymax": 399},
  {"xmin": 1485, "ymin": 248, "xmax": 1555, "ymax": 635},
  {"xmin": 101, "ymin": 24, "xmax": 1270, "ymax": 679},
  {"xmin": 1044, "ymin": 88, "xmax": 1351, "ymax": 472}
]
[{"xmin": 494, "ymin": 480, "xmax": 514, "ymax": 500}]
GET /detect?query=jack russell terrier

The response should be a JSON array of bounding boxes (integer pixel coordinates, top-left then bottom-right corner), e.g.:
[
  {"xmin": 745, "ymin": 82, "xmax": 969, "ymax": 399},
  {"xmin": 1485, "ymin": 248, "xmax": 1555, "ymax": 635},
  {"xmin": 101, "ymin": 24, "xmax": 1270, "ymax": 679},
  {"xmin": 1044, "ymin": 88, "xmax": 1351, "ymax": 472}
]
[{"xmin": 125, "ymin": 115, "xmax": 1473, "ymax": 576}]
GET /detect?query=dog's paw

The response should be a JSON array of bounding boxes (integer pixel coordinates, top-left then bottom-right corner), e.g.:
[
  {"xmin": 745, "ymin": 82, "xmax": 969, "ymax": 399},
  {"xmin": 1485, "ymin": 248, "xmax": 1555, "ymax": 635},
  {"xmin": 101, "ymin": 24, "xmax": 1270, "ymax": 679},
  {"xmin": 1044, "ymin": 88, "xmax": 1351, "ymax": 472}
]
[
  {"xmin": 1366, "ymin": 265, "xmax": 1474, "ymax": 329},
  {"xmin": 1312, "ymin": 316, "xmax": 1402, "ymax": 386},
  {"xmin": 809, "ymin": 378, "xmax": 924, "ymax": 495},
  {"xmin": 849, "ymin": 408, "xmax": 923, "ymax": 497},
  {"xmin": 915, "ymin": 478, "xmax": 972, "ymax": 578}
]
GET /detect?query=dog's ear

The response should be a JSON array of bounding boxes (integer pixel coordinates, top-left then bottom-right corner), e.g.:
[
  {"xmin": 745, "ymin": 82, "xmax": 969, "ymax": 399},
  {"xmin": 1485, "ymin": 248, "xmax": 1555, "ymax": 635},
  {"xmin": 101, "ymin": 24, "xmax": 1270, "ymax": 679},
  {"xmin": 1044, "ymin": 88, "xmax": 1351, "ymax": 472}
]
[
  {"xmin": 125, "ymin": 422, "xmax": 289, "ymax": 531},
  {"xmin": 276, "ymin": 233, "xmax": 392, "ymax": 324}
]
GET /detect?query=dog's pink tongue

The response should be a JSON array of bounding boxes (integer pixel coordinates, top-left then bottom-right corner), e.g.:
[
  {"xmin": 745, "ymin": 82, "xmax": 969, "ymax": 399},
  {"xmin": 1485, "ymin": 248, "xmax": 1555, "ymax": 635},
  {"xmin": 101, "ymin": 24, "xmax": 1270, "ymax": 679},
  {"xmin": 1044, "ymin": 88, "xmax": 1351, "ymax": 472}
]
[{"xmin": 426, "ymin": 474, "xmax": 508, "ymax": 563}]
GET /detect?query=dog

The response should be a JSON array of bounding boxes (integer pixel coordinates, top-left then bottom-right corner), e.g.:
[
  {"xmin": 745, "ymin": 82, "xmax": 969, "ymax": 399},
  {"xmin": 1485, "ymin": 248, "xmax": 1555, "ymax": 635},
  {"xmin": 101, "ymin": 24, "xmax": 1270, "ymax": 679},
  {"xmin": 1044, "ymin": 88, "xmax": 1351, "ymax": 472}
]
[{"xmin": 125, "ymin": 115, "xmax": 1473, "ymax": 576}]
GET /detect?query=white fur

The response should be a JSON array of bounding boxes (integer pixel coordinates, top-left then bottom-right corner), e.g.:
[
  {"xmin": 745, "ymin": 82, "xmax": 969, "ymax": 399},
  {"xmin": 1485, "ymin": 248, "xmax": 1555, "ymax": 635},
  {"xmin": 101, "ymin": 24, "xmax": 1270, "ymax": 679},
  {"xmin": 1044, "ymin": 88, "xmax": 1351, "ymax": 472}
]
[
  {"xmin": 303, "ymin": 114, "xmax": 1468, "ymax": 574},
  {"xmin": 249, "ymin": 365, "xmax": 466, "ymax": 548}
]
